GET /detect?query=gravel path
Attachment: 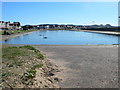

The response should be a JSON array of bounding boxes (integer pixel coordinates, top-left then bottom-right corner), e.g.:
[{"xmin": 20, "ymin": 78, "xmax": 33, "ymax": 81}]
[{"xmin": 34, "ymin": 45, "xmax": 118, "ymax": 88}]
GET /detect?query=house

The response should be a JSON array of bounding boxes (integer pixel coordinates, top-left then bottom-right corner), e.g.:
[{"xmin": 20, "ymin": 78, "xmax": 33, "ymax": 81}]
[
  {"xmin": 0, "ymin": 21, "xmax": 7, "ymax": 30},
  {"xmin": 0, "ymin": 21, "xmax": 21, "ymax": 30}
]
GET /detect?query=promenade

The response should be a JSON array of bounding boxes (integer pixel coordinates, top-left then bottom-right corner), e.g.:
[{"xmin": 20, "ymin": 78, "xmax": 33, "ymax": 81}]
[
  {"xmin": 81, "ymin": 30, "xmax": 120, "ymax": 36},
  {"xmin": 34, "ymin": 45, "xmax": 118, "ymax": 88}
]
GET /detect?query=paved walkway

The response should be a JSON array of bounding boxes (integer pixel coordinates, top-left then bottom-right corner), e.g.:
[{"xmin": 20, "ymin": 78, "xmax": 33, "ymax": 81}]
[
  {"xmin": 34, "ymin": 45, "xmax": 118, "ymax": 88},
  {"xmin": 81, "ymin": 30, "xmax": 120, "ymax": 36}
]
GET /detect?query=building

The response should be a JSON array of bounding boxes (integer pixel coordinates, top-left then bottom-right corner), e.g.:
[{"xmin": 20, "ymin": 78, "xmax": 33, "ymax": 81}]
[
  {"xmin": 0, "ymin": 21, "xmax": 7, "ymax": 30},
  {"xmin": 0, "ymin": 21, "xmax": 21, "ymax": 30}
]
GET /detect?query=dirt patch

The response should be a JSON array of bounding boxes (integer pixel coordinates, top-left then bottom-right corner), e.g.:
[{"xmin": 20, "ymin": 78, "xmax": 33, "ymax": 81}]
[
  {"xmin": 32, "ymin": 58, "xmax": 61, "ymax": 88},
  {"xmin": 2, "ymin": 45, "xmax": 61, "ymax": 88}
]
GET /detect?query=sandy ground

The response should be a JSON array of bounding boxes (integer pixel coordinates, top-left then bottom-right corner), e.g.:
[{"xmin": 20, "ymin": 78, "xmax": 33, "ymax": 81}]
[
  {"xmin": 2, "ymin": 45, "xmax": 61, "ymax": 88},
  {"xmin": 33, "ymin": 45, "xmax": 118, "ymax": 88}
]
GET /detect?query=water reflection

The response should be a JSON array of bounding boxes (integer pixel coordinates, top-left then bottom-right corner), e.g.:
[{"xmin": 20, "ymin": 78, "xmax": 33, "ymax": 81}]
[
  {"xmin": 23, "ymin": 34, "xmax": 29, "ymax": 36},
  {"xmin": 4, "ymin": 39, "xmax": 9, "ymax": 42}
]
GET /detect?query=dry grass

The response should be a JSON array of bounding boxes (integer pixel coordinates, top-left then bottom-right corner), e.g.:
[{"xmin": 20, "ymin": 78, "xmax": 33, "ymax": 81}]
[{"xmin": 2, "ymin": 45, "xmax": 44, "ymax": 88}]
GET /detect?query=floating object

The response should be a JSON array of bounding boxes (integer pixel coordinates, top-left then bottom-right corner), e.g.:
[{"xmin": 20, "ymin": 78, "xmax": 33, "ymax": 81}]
[
  {"xmin": 43, "ymin": 36, "xmax": 47, "ymax": 39},
  {"xmin": 43, "ymin": 35, "xmax": 47, "ymax": 39}
]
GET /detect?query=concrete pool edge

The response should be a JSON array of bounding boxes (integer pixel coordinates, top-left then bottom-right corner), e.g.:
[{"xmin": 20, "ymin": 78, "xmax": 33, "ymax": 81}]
[
  {"xmin": 80, "ymin": 30, "xmax": 120, "ymax": 36},
  {"xmin": 2, "ymin": 44, "xmax": 119, "ymax": 47}
]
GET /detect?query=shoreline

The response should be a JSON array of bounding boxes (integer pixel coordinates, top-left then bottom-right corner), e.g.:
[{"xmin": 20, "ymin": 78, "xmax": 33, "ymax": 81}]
[
  {"xmin": 0, "ymin": 30, "xmax": 40, "ymax": 41},
  {"xmin": 0, "ymin": 29, "xmax": 119, "ymax": 41},
  {"xmin": 5, "ymin": 44, "xmax": 119, "ymax": 46},
  {"xmin": 80, "ymin": 30, "xmax": 120, "ymax": 35}
]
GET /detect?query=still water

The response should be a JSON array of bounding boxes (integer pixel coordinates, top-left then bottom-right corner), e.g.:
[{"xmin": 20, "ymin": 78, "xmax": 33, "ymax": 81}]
[{"xmin": 1, "ymin": 30, "xmax": 119, "ymax": 45}]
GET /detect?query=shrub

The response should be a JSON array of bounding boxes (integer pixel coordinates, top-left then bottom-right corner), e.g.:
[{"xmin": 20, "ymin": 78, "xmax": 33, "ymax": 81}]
[
  {"xmin": 24, "ymin": 70, "xmax": 37, "ymax": 78},
  {"xmin": 34, "ymin": 49, "xmax": 40, "ymax": 53},
  {"xmin": 32, "ymin": 64, "xmax": 43, "ymax": 69},
  {"xmin": 19, "ymin": 45, "xmax": 36, "ymax": 50},
  {"xmin": 37, "ymin": 53, "xmax": 44, "ymax": 60}
]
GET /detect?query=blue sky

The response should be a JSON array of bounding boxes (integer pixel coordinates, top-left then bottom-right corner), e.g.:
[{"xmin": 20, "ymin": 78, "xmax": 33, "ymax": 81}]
[{"xmin": 2, "ymin": 2, "xmax": 118, "ymax": 26}]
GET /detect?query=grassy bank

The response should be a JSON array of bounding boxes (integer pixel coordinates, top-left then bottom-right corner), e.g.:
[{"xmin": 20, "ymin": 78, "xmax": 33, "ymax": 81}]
[
  {"xmin": 2, "ymin": 45, "xmax": 44, "ymax": 88},
  {"xmin": 2, "ymin": 45, "xmax": 60, "ymax": 88},
  {"xmin": 0, "ymin": 29, "xmax": 40, "ymax": 40},
  {"xmin": 0, "ymin": 29, "xmax": 39, "ymax": 35}
]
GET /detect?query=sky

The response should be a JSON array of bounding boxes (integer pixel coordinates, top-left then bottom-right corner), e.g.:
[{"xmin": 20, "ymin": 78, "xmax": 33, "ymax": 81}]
[
  {"xmin": 2, "ymin": 2, "xmax": 118, "ymax": 26},
  {"xmin": 118, "ymin": 1, "xmax": 120, "ymax": 26},
  {"xmin": 1, "ymin": 0, "xmax": 119, "ymax": 2}
]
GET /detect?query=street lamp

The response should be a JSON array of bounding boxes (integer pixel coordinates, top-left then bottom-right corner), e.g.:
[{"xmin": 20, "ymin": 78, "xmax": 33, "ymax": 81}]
[{"xmin": 92, "ymin": 21, "xmax": 94, "ymax": 25}]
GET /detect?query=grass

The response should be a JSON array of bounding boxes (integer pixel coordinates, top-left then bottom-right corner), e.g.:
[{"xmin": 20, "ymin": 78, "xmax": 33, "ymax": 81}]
[
  {"xmin": 0, "ymin": 31, "xmax": 3, "ymax": 35},
  {"xmin": 19, "ymin": 45, "xmax": 36, "ymax": 50},
  {"xmin": 20, "ymin": 45, "xmax": 44, "ymax": 60},
  {"xmin": 2, "ymin": 45, "xmax": 44, "ymax": 88},
  {"xmin": 2, "ymin": 72, "xmax": 12, "ymax": 78},
  {"xmin": 21, "ymin": 64, "xmax": 43, "ymax": 83},
  {"xmin": 37, "ymin": 53, "xmax": 44, "ymax": 60},
  {"xmin": 0, "ymin": 30, "xmax": 22, "ymax": 35},
  {"xmin": 32, "ymin": 64, "xmax": 43, "ymax": 69},
  {"xmin": 1, "ymin": 29, "xmax": 40, "ymax": 35},
  {"xmin": 24, "ymin": 69, "xmax": 37, "ymax": 78},
  {"xmin": 0, "ymin": 29, "xmax": 65, "ymax": 35},
  {"xmin": 2, "ymin": 46, "xmax": 28, "ymax": 59}
]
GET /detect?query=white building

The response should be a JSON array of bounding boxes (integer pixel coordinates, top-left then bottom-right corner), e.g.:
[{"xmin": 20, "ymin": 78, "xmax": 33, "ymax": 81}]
[
  {"xmin": 0, "ymin": 21, "xmax": 21, "ymax": 30},
  {"xmin": 0, "ymin": 21, "xmax": 6, "ymax": 30}
]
